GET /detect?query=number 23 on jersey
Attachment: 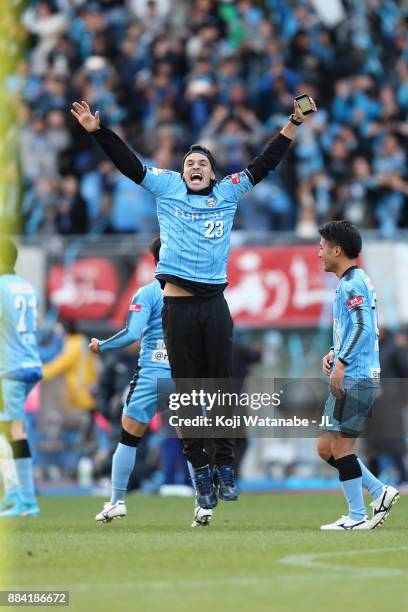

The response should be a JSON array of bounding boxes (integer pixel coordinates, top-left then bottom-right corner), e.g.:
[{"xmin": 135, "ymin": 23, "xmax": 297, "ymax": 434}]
[{"xmin": 204, "ymin": 220, "xmax": 224, "ymax": 239}]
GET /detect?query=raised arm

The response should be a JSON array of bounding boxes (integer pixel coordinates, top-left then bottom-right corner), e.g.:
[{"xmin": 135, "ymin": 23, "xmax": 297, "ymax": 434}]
[
  {"xmin": 246, "ymin": 98, "xmax": 317, "ymax": 185},
  {"xmin": 70, "ymin": 101, "xmax": 146, "ymax": 184}
]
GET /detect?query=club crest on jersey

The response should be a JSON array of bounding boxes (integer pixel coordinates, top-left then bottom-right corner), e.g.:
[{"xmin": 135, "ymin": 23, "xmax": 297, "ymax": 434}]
[
  {"xmin": 230, "ymin": 173, "xmax": 241, "ymax": 184},
  {"xmin": 206, "ymin": 197, "xmax": 217, "ymax": 207},
  {"xmin": 346, "ymin": 295, "xmax": 364, "ymax": 310},
  {"xmin": 129, "ymin": 304, "xmax": 142, "ymax": 312}
]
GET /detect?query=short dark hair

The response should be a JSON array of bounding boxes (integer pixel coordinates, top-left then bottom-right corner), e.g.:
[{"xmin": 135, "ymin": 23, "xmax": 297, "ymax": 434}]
[
  {"xmin": 0, "ymin": 237, "xmax": 18, "ymax": 271},
  {"xmin": 182, "ymin": 144, "xmax": 216, "ymax": 172},
  {"xmin": 149, "ymin": 236, "xmax": 161, "ymax": 263},
  {"xmin": 319, "ymin": 221, "xmax": 362, "ymax": 259}
]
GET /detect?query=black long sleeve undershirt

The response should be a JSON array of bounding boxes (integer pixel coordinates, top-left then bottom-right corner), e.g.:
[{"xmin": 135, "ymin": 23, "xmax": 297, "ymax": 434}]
[
  {"xmin": 92, "ymin": 124, "xmax": 292, "ymax": 189},
  {"xmin": 92, "ymin": 124, "xmax": 146, "ymax": 184},
  {"xmin": 246, "ymin": 133, "xmax": 292, "ymax": 185}
]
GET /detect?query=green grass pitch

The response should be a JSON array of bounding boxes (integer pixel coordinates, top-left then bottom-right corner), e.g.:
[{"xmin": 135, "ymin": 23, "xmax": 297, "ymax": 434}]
[{"xmin": 0, "ymin": 493, "xmax": 407, "ymax": 612}]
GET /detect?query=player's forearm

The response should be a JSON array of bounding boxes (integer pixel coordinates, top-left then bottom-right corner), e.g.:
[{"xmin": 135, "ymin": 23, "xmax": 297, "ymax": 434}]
[
  {"xmin": 92, "ymin": 125, "xmax": 146, "ymax": 184},
  {"xmin": 99, "ymin": 328, "xmax": 140, "ymax": 352},
  {"xmin": 246, "ymin": 132, "xmax": 292, "ymax": 185},
  {"xmin": 337, "ymin": 322, "xmax": 370, "ymax": 365},
  {"xmin": 280, "ymin": 120, "xmax": 299, "ymax": 140}
]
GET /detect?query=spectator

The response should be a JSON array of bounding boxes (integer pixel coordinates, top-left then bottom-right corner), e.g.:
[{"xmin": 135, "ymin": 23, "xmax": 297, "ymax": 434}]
[
  {"xmin": 20, "ymin": 113, "xmax": 60, "ymax": 182},
  {"xmin": 22, "ymin": 178, "xmax": 59, "ymax": 236},
  {"xmin": 56, "ymin": 175, "xmax": 89, "ymax": 235},
  {"xmin": 42, "ymin": 319, "xmax": 99, "ymax": 416},
  {"xmin": 373, "ymin": 133, "xmax": 408, "ymax": 236},
  {"xmin": 22, "ymin": 1, "xmax": 67, "ymax": 76},
  {"xmin": 38, "ymin": 320, "xmax": 99, "ymax": 479}
]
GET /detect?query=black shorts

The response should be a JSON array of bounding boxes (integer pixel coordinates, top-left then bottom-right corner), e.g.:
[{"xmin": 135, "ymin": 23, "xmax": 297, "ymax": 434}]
[
  {"xmin": 161, "ymin": 293, "xmax": 235, "ymax": 467},
  {"xmin": 162, "ymin": 293, "xmax": 233, "ymax": 379}
]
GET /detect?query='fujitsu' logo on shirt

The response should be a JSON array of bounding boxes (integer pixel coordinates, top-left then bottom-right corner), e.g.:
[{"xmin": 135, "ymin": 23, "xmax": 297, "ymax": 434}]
[
  {"xmin": 129, "ymin": 304, "xmax": 142, "ymax": 312},
  {"xmin": 174, "ymin": 207, "xmax": 223, "ymax": 221}
]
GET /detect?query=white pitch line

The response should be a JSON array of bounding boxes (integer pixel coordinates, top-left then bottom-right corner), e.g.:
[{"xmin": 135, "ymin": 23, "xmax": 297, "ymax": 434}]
[{"xmin": 280, "ymin": 546, "xmax": 408, "ymax": 577}]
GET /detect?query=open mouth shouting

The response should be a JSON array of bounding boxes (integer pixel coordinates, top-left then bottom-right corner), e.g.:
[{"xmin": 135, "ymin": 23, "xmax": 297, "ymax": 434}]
[{"xmin": 190, "ymin": 171, "xmax": 203, "ymax": 185}]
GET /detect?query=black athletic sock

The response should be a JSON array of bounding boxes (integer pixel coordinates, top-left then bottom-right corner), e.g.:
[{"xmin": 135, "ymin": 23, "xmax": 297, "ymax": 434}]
[
  {"xmin": 326, "ymin": 455, "xmax": 338, "ymax": 469},
  {"xmin": 10, "ymin": 439, "xmax": 31, "ymax": 459},
  {"xmin": 120, "ymin": 428, "xmax": 142, "ymax": 447},
  {"xmin": 336, "ymin": 454, "xmax": 362, "ymax": 482}
]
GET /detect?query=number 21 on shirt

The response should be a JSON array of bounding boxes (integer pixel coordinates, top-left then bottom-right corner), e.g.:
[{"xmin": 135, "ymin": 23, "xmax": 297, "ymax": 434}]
[{"xmin": 14, "ymin": 294, "xmax": 38, "ymax": 333}]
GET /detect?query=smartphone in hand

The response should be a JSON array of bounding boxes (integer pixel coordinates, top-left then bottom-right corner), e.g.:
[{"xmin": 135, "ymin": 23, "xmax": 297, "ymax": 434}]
[{"xmin": 295, "ymin": 94, "xmax": 314, "ymax": 115}]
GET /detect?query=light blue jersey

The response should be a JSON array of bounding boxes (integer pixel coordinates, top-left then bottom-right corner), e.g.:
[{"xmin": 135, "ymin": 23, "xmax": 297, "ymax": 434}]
[
  {"xmin": 99, "ymin": 279, "xmax": 170, "ymax": 370},
  {"xmin": 141, "ymin": 169, "xmax": 253, "ymax": 283},
  {"xmin": 0, "ymin": 274, "xmax": 42, "ymax": 382},
  {"xmin": 332, "ymin": 266, "xmax": 380, "ymax": 380}
]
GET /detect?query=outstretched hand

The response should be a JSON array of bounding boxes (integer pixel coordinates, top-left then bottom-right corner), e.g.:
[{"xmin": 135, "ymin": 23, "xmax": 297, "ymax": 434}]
[
  {"xmin": 71, "ymin": 101, "xmax": 100, "ymax": 133},
  {"xmin": 89, "ymin": 338, "xmax": 101, "ymax": 354}
]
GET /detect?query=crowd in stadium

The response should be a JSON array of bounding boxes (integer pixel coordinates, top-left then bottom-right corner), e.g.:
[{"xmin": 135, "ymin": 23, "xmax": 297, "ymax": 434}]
[{"xmin": 15, "ymin": 0, "xmax": 408, "ymax": 238}]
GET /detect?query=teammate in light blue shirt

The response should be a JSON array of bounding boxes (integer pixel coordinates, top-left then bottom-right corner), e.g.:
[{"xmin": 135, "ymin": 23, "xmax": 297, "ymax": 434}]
[
  {"xmin": 91, "ymin": 238, "xmax": 173, "ymax": 523},
  {"xmin": 331, "ymin": 266, "xmax": 380, "ymax": 380},
  {"xmin": 0, "ymin": 238, "xmax": 42, "ymax": 517},
  {"xmin": 99, "ymin": 279, "xmax": 170, "ymax": 372},
  {"xmin": 317, "ymin": 221, "xmax": 399, "ymax": 531}
]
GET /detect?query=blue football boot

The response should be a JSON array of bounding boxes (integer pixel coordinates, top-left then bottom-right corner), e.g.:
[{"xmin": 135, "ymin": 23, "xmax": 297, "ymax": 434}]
[
  {"xmin": 214, "ymin": 465, "xmax": 239, "ymax": 501},
  {"xmin": 0, "ymin": 500, "xmax": 40, "ymax": 517},
  {"xmin": 0, "ymin": 491, "xmax": 22, "ymax": 512},
  {"xmin": 193, "ymin": 466, "xmax": 218, "ymax": 509},
  {"xmin": 20, "ymin": 502, "xmax": 41, "ymax": 517}
]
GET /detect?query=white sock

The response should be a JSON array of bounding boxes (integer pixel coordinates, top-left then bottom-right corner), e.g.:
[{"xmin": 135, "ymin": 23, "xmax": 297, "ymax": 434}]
[{"xmin": 0, "ymin": 434, "xmax": 20, "ymax": 494}]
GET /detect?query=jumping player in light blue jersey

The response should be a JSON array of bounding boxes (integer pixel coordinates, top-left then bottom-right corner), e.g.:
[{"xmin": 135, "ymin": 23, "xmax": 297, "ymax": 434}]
[
  {"xmin": 0, "ymin": 237, "xmax": 42, "ymax": 517},
  {"xmin": 317, "ymin": 221, "xmax": 399, "ymax": 530},
  {"xmin": 71, "ymin": 96, "xmax": 317, "ymax": 510}
]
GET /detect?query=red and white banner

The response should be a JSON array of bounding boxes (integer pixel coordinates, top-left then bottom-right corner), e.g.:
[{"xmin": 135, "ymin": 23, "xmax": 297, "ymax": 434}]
[
  {"xmin": 46, "ymin": 246, "xmax": 336, "ymax": 327},
  {"xmin": 225, "ymin": 246, "xmax": 335, "ymax": 327},
  {"xmin": 44, "ymin": 242, "xmax": 408, "ymax": 329},
  {"xmin": 47, "ymin": 257, "xmax": 119, "ymax": 320}
]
